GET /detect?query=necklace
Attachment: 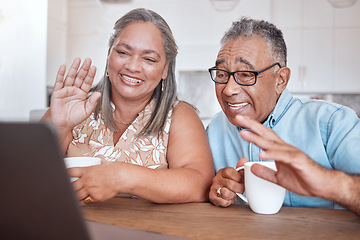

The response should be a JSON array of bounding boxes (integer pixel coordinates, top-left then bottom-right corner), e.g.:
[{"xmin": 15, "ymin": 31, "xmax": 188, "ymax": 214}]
[
  {"xmin": 114, "ymin": 113, "xmax": 138, "ymax": 126},
  {"xmin": 115, "ymin": 119, "xmax": 132, "ymax": 125}
]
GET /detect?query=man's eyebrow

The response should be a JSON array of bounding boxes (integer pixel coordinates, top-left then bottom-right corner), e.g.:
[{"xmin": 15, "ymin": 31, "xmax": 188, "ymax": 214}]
[
  {"xmin": 235, "ymin": 57, "xmax": 254, "ymax": 70},
  {"xmin": 215, "ymin": 59, "xmax": 225, "ymax": 66},
  {"xmin": 215, "ymin": 57, "xmax": 255, "ymax": 69}
]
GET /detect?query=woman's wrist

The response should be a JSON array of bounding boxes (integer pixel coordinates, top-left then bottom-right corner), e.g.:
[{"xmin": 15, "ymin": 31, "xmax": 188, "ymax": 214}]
[{"xmin": 111, "ymin": 162, "xmax": 132, "ymax": 194}]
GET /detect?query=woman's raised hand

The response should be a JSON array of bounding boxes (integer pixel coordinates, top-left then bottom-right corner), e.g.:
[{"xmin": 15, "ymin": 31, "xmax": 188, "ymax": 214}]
[{"xmin": 49, "ymin": 58, "xmax": 101, "ymax": 129}]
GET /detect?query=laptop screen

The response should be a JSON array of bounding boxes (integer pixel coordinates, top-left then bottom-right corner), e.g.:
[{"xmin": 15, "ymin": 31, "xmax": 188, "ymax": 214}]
[{"xmin": 0, "ymin": 122, "xmax": 90, "ymax": 240}]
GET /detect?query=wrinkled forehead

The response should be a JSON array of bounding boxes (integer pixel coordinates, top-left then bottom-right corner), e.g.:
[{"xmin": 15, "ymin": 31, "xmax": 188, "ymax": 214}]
[{"xmin": 215, "ymin": 36, "xmax": 272, "ymax": 69}]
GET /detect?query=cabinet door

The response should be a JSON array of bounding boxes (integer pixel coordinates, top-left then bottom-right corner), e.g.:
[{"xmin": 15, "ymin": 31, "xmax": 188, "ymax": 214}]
[
  {"xmin": 283, "ymin": 29, "xmax": 303, "ymax": 92},
  {"xmin": 272, "ymin": 0, "xmax": 333, "ymax": 28},
  {"xmin": 301, "ymin": 29, "xmax": 334, "ymax": 93},
  {"xmin": 272, "ymin": 0, "xmax": 302, "ymax": 28},
  {"xmin": 280, "ymin": 30, "xmax": 334, "ymax": 93},
  {"xmin": 272, "ymin": 0, "xmax": 334, "ymax": 93},
  {"xmin": 333, "ymin": 3, "xmax": 360, "ymax": 93},
  {"xmin": 334, "ymin": 29, "xmax": 360, "ymax": 93}
]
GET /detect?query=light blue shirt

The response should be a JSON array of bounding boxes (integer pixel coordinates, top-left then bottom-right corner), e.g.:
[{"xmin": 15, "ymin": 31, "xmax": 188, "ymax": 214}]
[{"xmin": 206, "ymin": 89, "xmax": 360, "ymax": 209}]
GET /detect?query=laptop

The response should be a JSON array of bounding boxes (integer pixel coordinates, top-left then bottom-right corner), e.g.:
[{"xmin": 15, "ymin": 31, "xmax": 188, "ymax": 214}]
[{"xmin": 0, "ymin": 122, "xmax": 184, "ymax": 240}]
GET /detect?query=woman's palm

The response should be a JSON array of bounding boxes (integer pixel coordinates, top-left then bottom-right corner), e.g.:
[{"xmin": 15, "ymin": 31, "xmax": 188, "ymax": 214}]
[{"xmin": 49, "ymin": 58, "xmax": 101, "ymax": 129}]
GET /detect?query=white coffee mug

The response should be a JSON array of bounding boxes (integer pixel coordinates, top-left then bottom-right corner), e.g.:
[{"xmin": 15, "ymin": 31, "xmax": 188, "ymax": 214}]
[
  {"xmin": 64, "ymin": 157, "xmax": 101, "ymax": 182},
  {"xmin": 236, "ymin": 161, "xmax": 285, "ymax": 214}
]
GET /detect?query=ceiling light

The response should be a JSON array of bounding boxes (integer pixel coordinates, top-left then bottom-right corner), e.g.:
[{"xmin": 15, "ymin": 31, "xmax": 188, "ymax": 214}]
[
  {"xmin": 327, "ymin": 0, "xmax": 358, "ymax": 8},
  {"xmin": 99, "ymin": 0, "xmax": 132, "ymax": 4},
  {"xmin": 209, "ymin": 0, "xmax": 241, "ymax": 12}
]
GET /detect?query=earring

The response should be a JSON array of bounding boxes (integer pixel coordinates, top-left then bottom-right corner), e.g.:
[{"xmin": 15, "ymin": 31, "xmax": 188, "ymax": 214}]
[
  {"xmin": 106, "ymin": 71, "xmax": 109, "ymax": 77},
  {"xmin": 161, "ymin": 79, "xmax": 165, "ymax": 92}
]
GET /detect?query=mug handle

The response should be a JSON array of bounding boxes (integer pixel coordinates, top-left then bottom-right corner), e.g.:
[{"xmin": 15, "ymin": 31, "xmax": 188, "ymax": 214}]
[{"xmin": 235, "ymin": 166, "xmax": 248, "ymax": 203}]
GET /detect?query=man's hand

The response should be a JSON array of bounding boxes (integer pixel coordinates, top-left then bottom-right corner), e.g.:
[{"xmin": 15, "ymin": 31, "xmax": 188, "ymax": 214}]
[
  {"xmin": 209, "ymin": 158, "xmax": 247, "ymax": 207},
  {"xmin": 236, "ymin": 115, "xmax": 336, "ymax": 198}
]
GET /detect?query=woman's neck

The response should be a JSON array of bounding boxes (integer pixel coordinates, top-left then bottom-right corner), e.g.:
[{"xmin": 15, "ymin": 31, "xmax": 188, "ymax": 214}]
[{"xmin": 112, "ymin": 97, "xmax": 150, "ymax": 124}]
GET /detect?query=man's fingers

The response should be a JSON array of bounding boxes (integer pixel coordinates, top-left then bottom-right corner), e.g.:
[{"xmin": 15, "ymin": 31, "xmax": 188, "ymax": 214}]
[
  {"xmin": 259, "ymin": 147, "xmax": 303, "ymax": 165},
  {"xmin": 240, "ymin": 127, "xmax": 290, "ymax": 154},
  {"xmin": 239, "ymin": 129, "xmax": 277, "ymax": 152},
  {"xmin": 221, "ymin": 167, "xmax": 242, "ymax": 182},
  {"xmin": 251, "ymin": 163, "xmax": 278, "ymax": 185},
  {"xmin": 210, "ymin": 167, "xmax": 244, "ymax": 207},
  {"xmin": 236, "ymin": 158, "xmax": 248, "ymax": 169},
  {"xmin": 219, "ymin": 186, "xmax": 239, "ymax": 201},
  {"xmin": 209, "ymin": 187, "xmax": 236, "ymax": 207},
  {"xmin": 235, "ymin": 115, "xmax": 283, "ymax": 142}
]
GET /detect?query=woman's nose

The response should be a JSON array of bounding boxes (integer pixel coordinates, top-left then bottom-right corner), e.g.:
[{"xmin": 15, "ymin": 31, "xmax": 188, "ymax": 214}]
[{"xmin": 125, "ymin": 56, "xmax": 141, "ymax": 72}]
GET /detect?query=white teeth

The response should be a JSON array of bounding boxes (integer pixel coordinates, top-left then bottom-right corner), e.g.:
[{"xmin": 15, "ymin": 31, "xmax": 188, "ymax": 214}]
[
  {"xmin": 122, "ymin": 74, "xmax": 143, "ymax": 83},
  {"xmin": 228, "ymin": 103, "xmax": 248, "ymax": 109}
]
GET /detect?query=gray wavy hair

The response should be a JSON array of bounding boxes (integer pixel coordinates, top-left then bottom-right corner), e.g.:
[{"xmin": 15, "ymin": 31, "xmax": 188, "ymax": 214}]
[
  {"xmin": 221, "ymin": 17, "xmax": 287, "ymax": 67},
  {"xmin": 91, "ymin": 8, "xmax": 178, "ymax": 136}
]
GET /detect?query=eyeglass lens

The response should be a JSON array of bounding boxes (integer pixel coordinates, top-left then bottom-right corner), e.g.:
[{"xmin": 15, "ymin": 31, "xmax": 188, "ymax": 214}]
[{"xmin": 211, "ymin": 69, "xmax": 256, "ymax": 85}]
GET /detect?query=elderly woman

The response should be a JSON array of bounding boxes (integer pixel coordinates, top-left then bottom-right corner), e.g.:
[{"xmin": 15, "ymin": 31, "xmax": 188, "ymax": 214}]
[{"xmin": 43, "ymin": 8, "xmax": 214, "ymax": 204}]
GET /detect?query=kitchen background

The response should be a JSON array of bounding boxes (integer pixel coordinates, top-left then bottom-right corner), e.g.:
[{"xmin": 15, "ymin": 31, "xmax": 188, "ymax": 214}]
[{"xmin": 1, "ymin": 0, "xmax": 360, "ymax": 125}]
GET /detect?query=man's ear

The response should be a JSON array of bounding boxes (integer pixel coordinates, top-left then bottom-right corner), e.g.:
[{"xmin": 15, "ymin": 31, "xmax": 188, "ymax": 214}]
[{"xmin": 275, "ymin": 67, "xmax": 290, "ymax": 94}]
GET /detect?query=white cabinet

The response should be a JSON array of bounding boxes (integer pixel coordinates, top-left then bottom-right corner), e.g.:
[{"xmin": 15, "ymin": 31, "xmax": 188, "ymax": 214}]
[
  {"xmin": 333, "ymin": 3, "xmax": 360, "ymax": 93},
  {"xmin": 284, "ymin": 29, "xmax": 334, "ymax": 93},
  {"xmin": 175, "ymin": 0, "xmax": 271, "ymax": 71},
  {"xmin": 334, "ymin": 29, "xmax": 360, "ymax": 93},
  {"xmin": 272, "ymin": 0, "xmax": 335, "ymax": 93},
  {"xmin": 272, "ymin": 0, "xmax": 360, "ymax": 93}
]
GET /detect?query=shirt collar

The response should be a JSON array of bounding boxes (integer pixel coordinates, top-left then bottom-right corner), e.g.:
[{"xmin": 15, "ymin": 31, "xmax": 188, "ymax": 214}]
[
  {"xmin": 234, "ymin": 89, "xmax": 293, "ymax": 131},
  {"xmin": 264, "ymin": 89, "xmax": 293, "ymax": 128}
]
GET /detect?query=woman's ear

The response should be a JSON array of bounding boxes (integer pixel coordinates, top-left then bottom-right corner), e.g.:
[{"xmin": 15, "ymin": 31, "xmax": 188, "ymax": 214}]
[
  {"xmin": 275, "ymin": 67, "xmax": 291, "ymax": 94},
  {"xmin": 161, "ymin": 62, "xmax": 170, "ymax": 80}
]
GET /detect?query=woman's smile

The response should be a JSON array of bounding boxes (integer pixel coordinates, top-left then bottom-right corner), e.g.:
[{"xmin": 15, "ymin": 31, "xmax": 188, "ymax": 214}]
[{"xmin": 120, "ymin": 73, "xmax": 144, "ymax": 85}]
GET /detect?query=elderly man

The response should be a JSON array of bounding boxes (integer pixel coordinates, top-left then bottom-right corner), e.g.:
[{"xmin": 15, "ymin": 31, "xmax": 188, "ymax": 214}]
[{"xmin": 207, "ymin": 17, "xmax": 360, "ymax": 215}]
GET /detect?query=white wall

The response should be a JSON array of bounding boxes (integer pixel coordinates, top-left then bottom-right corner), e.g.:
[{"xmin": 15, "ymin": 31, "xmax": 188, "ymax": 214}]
[
  {"xmin": 57, "ymin": 0, "xmax": 273, "ymax": 123},
  {"xmin": 1, "ymin": 0, "xmax": 360, "ymax": 121},
  {"xmin": 47, "ymin": 0, "xmax": 67, "ymax": 88},
  {"xmin": 0, "ymin": 0, "xmax": 48, "ymax": 121},
  {"xmin": 59, "ymin": 0, "xmax": 272, "ymax": 85}
]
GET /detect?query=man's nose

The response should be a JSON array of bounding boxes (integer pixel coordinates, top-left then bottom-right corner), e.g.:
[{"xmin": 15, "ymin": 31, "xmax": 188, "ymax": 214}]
[{"xmin": 223, "ymin": 75, "xmax": 243, "ymax": 96}]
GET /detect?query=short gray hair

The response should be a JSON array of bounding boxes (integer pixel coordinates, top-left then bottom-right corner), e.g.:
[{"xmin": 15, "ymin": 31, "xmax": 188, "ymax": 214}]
[
  {"xmin": 92, "ymin": 8, "xmax": 178, "ymax": 136},
  {"xmin": 221, "ymin": 17, "xmax": 287, "ymax": 67}
]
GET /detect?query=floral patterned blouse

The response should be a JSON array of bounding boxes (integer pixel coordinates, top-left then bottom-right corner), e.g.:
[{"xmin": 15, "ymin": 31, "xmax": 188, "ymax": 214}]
[{"xmin": 66, "ymin": 100, "xmax": 177, "ymax": 169}]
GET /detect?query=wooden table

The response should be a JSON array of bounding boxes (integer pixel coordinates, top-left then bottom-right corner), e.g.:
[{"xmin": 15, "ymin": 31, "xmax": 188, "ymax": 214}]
[{"xmin": 82, "ymin": 197, "xmax": 360, "ymax": 240}]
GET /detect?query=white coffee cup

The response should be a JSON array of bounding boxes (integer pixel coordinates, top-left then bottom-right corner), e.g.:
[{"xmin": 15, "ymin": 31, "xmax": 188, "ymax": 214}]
[
  {"xmin": 64, "ymin": 157, "xmax": 101, "ymax": 182},
  {"xmin": 236, "ymin": 161, "xmax": 286, "ymax": 214}
]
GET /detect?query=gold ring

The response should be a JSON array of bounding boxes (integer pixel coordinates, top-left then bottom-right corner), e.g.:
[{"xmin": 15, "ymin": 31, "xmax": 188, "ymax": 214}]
[
  {"xmin": 82, "ymin": 196, "xmax": 93, "ymax": 205},
  {"xmin": 216, "ymin": 187, "xmax": 222, "ymax": 197}
]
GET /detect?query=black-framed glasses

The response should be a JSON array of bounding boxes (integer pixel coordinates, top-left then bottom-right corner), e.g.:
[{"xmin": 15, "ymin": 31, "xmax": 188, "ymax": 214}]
[{"xmin": 208, "ymin": 62, "xmax": 282, "ymax": 86}]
